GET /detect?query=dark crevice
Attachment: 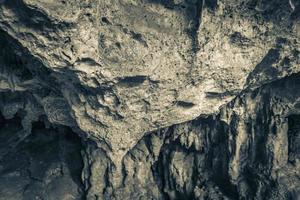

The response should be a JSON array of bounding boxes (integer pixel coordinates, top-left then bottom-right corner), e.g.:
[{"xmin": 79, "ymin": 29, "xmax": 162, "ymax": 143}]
[
  {"xmin": 0, "ymin": 112, "xmax": 85, "ymax": 199},
  {"xmin": 186, "ymin": 0, "xmax": 204, "ymax": 53},
  {"xmin": 230, "ymin": 32, "xmax": 253, "ymax": 47},
  {"xmin": 101, "ymin": 17, "xmax": 111, "ymax": 25},
  {"xmin": 246, "ymin": 48, "xmax": 281, "ymax": 85},
  {"xmin": 175, "ymin": 100, "xmax": 195, "ymax": 108},
  {"xmin": 205, "ymin": 90, "xmax": 240, "ymax": 98},
  {"xmin": 0, "ymin": 30, "xmax": 33, "ymax": 82},
  {"xmin": 75, "ymin": 57, "xmax": 101, "ymax": 66},
  {"xmin": 287, "ymin": 114, "xmax": 300, "ymax": 165},
  {"xmin": 0, "ymin": 29, "xmax": 62, "ymax": 97},
  {"xmin": 121, "ymin": 27, "xmax": 148, "ymax": 47},
  {"xmin": 4, "ymin": 0, "xmax": 72, "ymax": 30},
  {"xmin": 117, "ymin": 75, "xmax": 147, "ymax": 87},
  {"xmin": 130, "ymin": 31, "xmax": 148, "ymax": 47},
  {"xmin": 147, "ymin": 0, "xmax": 204, "ymax": 53},
  {"xmin": 205, "ymin": 0, "xmax": 218, "ymax": 10}
]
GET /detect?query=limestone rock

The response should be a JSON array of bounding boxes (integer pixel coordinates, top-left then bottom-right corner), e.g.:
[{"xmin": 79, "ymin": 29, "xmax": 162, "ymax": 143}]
[{"xmin": 0, "ymin": 0, "xmax": 299, "ymax": 199}]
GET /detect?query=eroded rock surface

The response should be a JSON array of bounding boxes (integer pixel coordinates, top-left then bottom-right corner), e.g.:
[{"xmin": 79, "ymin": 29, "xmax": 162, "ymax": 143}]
[{"xmin": 0, "ymin": 0, "xmax": 299, "ymax": 199}]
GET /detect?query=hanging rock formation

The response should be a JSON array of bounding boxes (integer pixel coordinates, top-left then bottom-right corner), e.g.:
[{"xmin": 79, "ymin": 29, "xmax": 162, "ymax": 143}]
[{"xmin": 0, "ymin": 0, "xmax": 299, "ymax": 199}]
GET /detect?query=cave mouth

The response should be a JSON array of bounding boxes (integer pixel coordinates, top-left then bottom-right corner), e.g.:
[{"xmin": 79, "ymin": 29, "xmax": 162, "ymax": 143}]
[{"xmin": 0, "ymin": 112, "xmax": 85, "ymax": 199}]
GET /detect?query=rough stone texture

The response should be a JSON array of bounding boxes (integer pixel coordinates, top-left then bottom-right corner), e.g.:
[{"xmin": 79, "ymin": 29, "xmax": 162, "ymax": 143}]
[
  {"xmin": 0, "ymin": 0, "xmax": 299, "ymax": 199},
  {"xmin": 0, "ymin": 115, "xmax": 84, "ymax": 200}
]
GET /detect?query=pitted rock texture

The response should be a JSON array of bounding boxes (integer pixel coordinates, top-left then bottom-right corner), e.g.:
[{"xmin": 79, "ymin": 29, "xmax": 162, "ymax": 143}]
[
  {"xmin": 82, "ymin": 73, "xmax": 300, "ymax": 199},
  {"xmin": 0, "ymin": 0, "xmax": 299, "ymax": 199},
  {"xmin": 1, "ymin": 0, "xmax": 299, "ymax": 156}
]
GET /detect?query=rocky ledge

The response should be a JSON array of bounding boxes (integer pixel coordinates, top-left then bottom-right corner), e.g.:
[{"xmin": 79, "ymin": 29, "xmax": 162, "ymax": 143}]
[{"xmin": 0, "ymin": 0, "xmax": 299, "ymax": 199}]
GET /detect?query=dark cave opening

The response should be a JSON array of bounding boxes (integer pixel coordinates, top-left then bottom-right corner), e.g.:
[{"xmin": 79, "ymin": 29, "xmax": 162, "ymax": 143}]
[
  {"xmin": 0, "ymin": 112, "xmax": 85, "ymax": 199},
  {"xmin": 287, "ymin": 114, "xmax": 300, "ymax": 165},
  {"xmin": 0, "ymin": 30, "xmax": 33, "ymax": 82}
]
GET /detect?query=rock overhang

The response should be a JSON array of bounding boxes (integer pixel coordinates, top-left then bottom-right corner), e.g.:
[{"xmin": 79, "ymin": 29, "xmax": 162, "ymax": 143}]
[{"xmin": 0, "ymin": 0, "xmax": 299, "ymax": 159}]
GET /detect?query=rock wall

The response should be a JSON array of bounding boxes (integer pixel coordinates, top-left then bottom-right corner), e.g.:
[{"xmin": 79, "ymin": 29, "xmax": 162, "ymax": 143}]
[
  {"xmin": 81, "ymin": 73, "xmax": 300, "ymax": 199},
  {"xmin": 0, "ymin": 0, "xmax": 299, "ymax": 199}
]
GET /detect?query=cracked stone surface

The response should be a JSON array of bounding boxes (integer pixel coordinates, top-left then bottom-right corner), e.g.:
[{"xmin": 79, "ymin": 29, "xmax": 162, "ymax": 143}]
[{"xmin": 0, "ymin": 0, "xmax": 299, "ymax": 199}]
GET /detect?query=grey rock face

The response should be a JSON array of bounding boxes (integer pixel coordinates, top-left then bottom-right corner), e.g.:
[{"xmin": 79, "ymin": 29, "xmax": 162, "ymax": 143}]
[
  {"xmin": 110, "ymin": 74, "xmax": 300, "ymax": 200},
  {"xmin": 0, "ymin": 0, "xmax": 299, "ymax": 199}
]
